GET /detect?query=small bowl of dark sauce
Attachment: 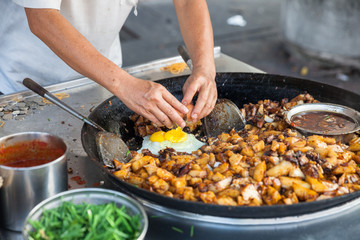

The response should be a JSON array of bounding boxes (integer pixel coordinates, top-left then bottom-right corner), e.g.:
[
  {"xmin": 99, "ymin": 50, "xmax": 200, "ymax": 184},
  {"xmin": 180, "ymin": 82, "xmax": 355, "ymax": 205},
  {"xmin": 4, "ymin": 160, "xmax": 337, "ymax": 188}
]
[{"xmin": 285, "ymin": 103, "xmax": 360, "ymax": 138}]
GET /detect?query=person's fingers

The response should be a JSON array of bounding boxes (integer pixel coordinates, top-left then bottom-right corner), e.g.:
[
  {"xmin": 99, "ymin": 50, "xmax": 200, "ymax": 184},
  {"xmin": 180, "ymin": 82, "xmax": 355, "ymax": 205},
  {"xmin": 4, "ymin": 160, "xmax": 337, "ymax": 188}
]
[
  {"xmin": 182, "ymin": 80, "xmax": 198, "ymax": 107},
  {"xmin": 160, "ymin": 92, "xmax": 187, "ymax": 128},
  {"xmin": 140, "ymin": 109, "xmax": 163, "ymax": 127},
  {"xmin": 197, "ymin": 89, "xmax": 217, "ymax": 119}
]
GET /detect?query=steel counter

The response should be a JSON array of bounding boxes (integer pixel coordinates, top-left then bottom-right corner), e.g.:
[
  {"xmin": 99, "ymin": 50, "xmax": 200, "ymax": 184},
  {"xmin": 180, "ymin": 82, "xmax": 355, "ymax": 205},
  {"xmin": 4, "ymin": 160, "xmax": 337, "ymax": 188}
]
[{"xmin": 2, "ymin": 49, "xmax": 359, "ymax": 240}]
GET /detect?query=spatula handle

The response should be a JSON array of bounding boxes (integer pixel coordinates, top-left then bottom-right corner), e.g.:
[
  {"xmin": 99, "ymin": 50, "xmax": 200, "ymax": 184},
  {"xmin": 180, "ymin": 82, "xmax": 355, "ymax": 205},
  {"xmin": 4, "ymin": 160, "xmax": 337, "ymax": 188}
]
[{"xmin": 23, "ymin": 78, "xmax": 105, "ymax": 132}]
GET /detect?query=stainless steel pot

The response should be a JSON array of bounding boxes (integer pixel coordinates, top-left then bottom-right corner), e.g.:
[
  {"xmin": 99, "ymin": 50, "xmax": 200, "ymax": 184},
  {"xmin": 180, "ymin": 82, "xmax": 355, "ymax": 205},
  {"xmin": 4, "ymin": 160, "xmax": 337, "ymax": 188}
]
[{"xmin": 0, "ymin": 132, "xmax": 68, "ymax": 231}]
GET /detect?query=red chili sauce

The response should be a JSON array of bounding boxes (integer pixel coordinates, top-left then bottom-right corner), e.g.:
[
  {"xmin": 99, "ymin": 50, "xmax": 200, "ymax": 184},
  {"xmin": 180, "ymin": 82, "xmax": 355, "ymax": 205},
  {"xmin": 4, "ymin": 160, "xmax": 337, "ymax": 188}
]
[
  {"xmin": 0, "ymin": 140, "xmax": 65, "ymax": 168},
  {"xmin": 291, "ymin": 111, "xmax": 356, "ymax": 134}
]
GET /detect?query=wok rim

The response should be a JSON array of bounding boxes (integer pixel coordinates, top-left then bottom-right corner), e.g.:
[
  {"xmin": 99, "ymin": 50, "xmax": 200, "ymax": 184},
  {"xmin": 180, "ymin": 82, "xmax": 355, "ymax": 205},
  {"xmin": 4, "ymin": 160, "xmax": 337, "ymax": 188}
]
[{"xmin": 81, "ymin": 72, "xmax": 360, "ymax": 218}]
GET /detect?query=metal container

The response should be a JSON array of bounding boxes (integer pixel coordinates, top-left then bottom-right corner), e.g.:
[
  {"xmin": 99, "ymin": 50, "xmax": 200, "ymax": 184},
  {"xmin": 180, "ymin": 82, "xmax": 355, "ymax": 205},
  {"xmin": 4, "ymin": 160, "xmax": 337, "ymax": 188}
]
[
  {"xmin": 22, "ymin": 188, "xmax": 148, "ymax": 240},
  {"xmin": 0, "ymin": 132, "xmax": 68, "ymax": 231},
  {"xmin": 285, "ymin": 103, "xmax": 360, "ymax": 141}
]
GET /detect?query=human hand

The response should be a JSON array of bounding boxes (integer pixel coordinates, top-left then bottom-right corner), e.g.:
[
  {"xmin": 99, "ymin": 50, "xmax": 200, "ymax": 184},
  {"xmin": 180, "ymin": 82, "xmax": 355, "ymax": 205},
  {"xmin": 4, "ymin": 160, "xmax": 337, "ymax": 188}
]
[
  {"xmin": 116, "ymin": 77, "xmax": 189, "ymax": 128},
  {"xmin": 181, "ymin": 69, "xmax": 217, "ymax": 121}
]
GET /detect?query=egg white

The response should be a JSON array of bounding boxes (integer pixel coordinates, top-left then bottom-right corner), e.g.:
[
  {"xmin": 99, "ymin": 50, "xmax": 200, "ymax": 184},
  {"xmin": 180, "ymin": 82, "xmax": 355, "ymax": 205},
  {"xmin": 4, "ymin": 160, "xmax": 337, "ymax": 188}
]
[{"xmin": 138, "ymin": 133, "xmax": 205, "ymax": 155}]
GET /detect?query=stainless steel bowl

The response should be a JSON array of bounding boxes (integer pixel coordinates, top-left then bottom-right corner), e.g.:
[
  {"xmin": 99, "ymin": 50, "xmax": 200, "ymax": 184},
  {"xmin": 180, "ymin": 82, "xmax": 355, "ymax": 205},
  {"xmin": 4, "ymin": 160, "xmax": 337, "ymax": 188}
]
[
  {"xmin": 285, "ymin": 103, "xmax": 360, "ymax": 139},
  {"xmin": 22, "ymin": 188, "xmax": 148, "ymax": 240}
]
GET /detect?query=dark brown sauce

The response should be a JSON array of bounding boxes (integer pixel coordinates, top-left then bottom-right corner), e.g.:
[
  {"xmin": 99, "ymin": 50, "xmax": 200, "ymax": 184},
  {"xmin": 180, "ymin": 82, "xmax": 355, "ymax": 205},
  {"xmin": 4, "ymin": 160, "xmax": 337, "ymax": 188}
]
[
  {"xmin": 291, "ymin": 111, "xmax": 356, "ymax": 134},
  {"xmin": 0, "ymin": 140, "xmax": 65, "ymax": 168}
]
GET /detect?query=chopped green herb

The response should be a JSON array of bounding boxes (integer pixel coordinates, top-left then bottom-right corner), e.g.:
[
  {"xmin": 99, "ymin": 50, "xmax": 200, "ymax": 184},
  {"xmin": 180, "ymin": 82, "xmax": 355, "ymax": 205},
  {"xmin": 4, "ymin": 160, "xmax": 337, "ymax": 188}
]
[
  {"xmin": 27, "ymin": 201, "xmax": 141, "ymax": 240},
  {"xmin": 171, "ymin": 226, "xmax": 183, "ymax": 234},
  {"xmin": 126, "ymin": 150, "xmax": 130, "ymax": 157},
  {"xmin": 190, "ymin": 225, "xmax": 194, "ymax": 237},
  {"xmin": 47, "ymin": 118, "xmax": 51, "ymax": 121}
]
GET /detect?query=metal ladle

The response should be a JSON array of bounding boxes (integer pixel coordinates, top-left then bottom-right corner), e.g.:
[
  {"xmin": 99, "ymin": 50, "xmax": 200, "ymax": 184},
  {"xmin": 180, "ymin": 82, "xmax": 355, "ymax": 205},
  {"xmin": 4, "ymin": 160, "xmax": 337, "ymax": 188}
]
[
  {"xmin": 177, "ymin": 45, "xmax": 246, "ymax": 137},
  {"xmin": 23, "ymin": 78, "xmax": 131, "ymax": 167}
]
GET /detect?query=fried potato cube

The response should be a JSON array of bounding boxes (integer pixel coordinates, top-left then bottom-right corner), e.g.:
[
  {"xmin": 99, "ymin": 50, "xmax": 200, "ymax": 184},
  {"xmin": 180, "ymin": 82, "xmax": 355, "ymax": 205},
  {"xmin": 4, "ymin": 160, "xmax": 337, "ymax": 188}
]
[
  {"xmin": 292, "ymin": 146, "xmax": 314, "ymax": 153},
  {"xmin": 348, "ymin": 137, "xmax": 360, "ymax": 152},
  {"xmin": 289, "ymin": 167, "xmax": 305, "ymax": 179},
  {"xmin": 218, "ymin": 133, "xmax": 231, "ymax": 142},
  {"xmin": 188, "ymin": 177, "xmax": 202, "ymax": 186},
  {"xmin": 208, "ymin": 177, "xmax": 232, "ymax": 193},
  {"xmin": 266, "ymin": 160, "xmax": 293, "ymax": 177},
  {"xmin": 252, "ymin": 140, "xmax": 265, "ymax": 152},
  {"xmin": 137, "ymin": 169, "xmax": 149, "ymax": 179},
  {"xmin": 241, "ymin": 184, "xmax": 262, "ymax": 203},
  {"xmin": 128, "ymin": 174, "xmax": 145, "ymax": 186},
  {"xmin": 290, "ymin": 139, "xmax": 307, "ymax": 149},
  {"xmin": 161, "ymin": 160, "xmax": 175, "ymax": 171},
  {"xmin": 217, "ymin": 196, "xmax": 237, "ymax": 206},
  {"xmin": 253, "ymin": 161, "xmax": 266, "ymax": 182},
  {"xmin": 278, "ymin": 142, "xmax": 287, "ymax": 154},
  {"xmin": 213, "ymin": 163, "xmax": 229, "ymax": 174},
  {"xmin": 188, "ymin": 170, "xmax": 207, "ymax": 178},
  {"xmin": 172, "ymin": 155, "xmax": 195, "ymax": 164},
  {"xmin": 283, "ymin": 192, "xmax": 299, "ymax": 205},
  {"xmin": 148, "ymin": 175, "xmax": 159, "ymax": 185},
  {"xmin": 132, "ymin": 155, "xmax": 155, "ymax": 172},
  {"xmin": 143, "ymin": 164, "xmax": 158, "ymax": 175},
  {"xmin": 228, "ymin": 154, "xmax": 244, "ymax": 167},
  {"xmin": 280, "ymin": 176, "xmax": 310, "ymax": 189},
  {"xmin": 293, "ymin": 183, "xmax": 318, "ymax": 201},
  {"xmin": 113, "ymin": 168, "xmax": 130, "ymax": 179},
  {"xmin": 263, "ymin": 186, "xmax": 282, "ymax": 205},
  {"xmin": 191, "ymin": 163, "xmax": 202, "ymax": 170},
  {"xmin": 153, "ymin": 179, "xmax": 169, "ymax": 194},
  {"xmin": 332, "ymin": 164, "xmax": 356, "ymax": 175},
  {"xmin": 241, "ymin": 146, "xmax": 254, "ymax": 157},
  {"xmin": 212, "ymin": 172, "xmax": 225, "ymax": 182},
  {"xmin": 353, "ymin": 155, "xmax": 360, "ymax": 165},
  {"xmin": 200, "ymin": 191, "xmax": 217, "ymax": 204},
  {"xmin": 217, "ymin": 189, "xmax": 241, "ymax": 198},
  {"xmin": 284, "ymin": 137, "xmax": 301, "ymax": 147},
  {"xmin": 232, "ymin": 165, "xmax": 249, "ymax": 177},
  {"xmin": 183, "ymin": 187, "xmax": 196, "ymax": 201},
  {"xmin": 305, "ymin": 176, "xmax": 327, "ymax": 192},
  {"xmin": 307, "ymin": 136, "xmax": 328, "ymax": 148},
  {"xmin": 171, "ymin": 176, "xmax": 187, "ymax": 188},
  {"xmin": 156, "ymin": 168, "xmax": 175, "ymax": 181},
  {"xmin": 164, "ymin": 191, "xmax": 173, "ymax": 198},
  {"xmin": 195, "ymin": 154, "xmax": 210, "ymax": 166},
  {"xmin": 113, "ymin": 159, "xmax": 123, "ymax": 169}
]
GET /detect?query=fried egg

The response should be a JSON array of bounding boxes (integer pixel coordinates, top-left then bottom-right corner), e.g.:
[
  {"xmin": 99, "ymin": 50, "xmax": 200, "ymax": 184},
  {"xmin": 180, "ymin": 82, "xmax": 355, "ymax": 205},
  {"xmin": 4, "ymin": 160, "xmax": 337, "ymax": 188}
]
[{"xmin": 138, "ymin": 127, "xmax": 205, "ymax": 154}]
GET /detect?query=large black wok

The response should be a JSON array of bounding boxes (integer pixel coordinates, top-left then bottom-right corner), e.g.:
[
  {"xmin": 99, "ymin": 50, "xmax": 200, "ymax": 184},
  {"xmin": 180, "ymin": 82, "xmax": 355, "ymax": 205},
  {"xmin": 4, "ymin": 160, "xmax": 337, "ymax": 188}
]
[{"xmin": 81, "ymin": 72, "xmax": 360, "ymax": 218}]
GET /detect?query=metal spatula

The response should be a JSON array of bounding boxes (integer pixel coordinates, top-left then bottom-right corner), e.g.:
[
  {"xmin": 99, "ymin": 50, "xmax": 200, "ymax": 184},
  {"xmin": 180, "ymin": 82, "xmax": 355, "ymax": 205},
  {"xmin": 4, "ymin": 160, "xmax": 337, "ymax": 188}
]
[
  {"xmin": 177, "ymin": 45, "xmax": 246, "ymax": 137},
  {"xmin": 23, "ymin": 78, "xmax": 131, "ymax": 167}
]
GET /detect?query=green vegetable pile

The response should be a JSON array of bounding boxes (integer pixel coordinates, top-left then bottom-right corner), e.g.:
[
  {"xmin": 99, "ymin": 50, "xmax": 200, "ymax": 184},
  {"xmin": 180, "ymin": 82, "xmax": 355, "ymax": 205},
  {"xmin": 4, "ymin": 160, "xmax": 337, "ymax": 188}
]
[{"xmin": 27, "ymin": 201, "xmax": 142, "ymax": 240}]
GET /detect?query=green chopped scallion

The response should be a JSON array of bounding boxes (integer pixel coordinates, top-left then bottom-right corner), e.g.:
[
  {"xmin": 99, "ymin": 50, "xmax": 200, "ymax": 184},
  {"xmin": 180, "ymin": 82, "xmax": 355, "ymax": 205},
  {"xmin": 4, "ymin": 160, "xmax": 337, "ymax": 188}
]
[{"xmin": 27, "ymin": 201, "xmax": 141, "ymax": 240}]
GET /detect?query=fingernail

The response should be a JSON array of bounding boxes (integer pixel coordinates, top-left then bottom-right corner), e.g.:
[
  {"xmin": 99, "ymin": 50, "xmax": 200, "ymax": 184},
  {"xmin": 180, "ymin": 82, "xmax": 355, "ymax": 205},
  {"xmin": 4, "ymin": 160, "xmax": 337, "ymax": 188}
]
[
  {"xmin": 192, "ymin": 114, "xmax": 197, "ymax": 120},
  {"xmin": 182, "ymin": 100, "xmax": 188, "ymax": 106},
  {"xmin": 180, "ymin": 121, "xmax": 186, "ymax": 128}
]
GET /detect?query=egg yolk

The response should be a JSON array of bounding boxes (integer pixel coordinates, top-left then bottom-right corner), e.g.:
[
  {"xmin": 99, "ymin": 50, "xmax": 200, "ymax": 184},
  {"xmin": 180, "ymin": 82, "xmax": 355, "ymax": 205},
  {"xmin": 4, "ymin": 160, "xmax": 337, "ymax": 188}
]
[
  {"xmin": 149, "ymin": 131, "xmax": 165, "ymax": 142},
  {"xmin": 164, "ymin": 127, "xmax": 188, "ymax": 143},
  {"xmin": 149, "ymin": 127, "xmax": 188, "ymax": 143}
]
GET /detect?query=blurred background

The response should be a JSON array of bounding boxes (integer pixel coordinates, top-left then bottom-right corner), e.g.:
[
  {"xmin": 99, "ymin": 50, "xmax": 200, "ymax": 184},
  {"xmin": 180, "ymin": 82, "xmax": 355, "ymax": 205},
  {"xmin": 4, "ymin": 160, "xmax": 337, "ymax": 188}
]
[{"xmin": 120, "ymin": 0, "xmax": 360, "ymax": 94}]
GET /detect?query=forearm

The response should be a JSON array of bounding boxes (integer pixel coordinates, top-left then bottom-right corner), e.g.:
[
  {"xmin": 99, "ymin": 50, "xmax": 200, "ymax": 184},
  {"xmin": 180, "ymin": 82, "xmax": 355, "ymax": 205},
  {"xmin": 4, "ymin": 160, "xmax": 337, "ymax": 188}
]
[
  {"xmin": 24, "ymin": 8, "xmax": 131, "ymax": 98},
  {"xmin": 173, "ymin": 0, "xmax": 215, "ymax": 76}
]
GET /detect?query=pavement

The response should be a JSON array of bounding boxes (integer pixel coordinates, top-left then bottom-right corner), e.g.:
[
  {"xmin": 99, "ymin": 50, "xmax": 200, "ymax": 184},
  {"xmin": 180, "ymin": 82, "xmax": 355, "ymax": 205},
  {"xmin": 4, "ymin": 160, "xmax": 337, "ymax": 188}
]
[{"xmin": 120, "ymin": 0, "xmax": 360, "ymax": 95}]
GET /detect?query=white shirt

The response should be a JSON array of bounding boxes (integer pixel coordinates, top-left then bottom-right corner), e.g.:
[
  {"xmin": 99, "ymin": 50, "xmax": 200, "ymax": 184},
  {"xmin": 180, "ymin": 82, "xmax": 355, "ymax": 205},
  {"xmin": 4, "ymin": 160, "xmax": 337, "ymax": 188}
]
[{"xmin": 0, "ymin": 0, "xmax": 137, "ymax": 94}]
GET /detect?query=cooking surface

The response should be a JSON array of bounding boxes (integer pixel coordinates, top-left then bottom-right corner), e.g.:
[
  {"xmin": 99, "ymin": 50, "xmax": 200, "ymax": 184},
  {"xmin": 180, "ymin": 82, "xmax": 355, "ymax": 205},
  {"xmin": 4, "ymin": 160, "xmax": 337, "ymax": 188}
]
[{"xmin": 1, "ymin": 49, "xmax": 360, "ymax": 240}]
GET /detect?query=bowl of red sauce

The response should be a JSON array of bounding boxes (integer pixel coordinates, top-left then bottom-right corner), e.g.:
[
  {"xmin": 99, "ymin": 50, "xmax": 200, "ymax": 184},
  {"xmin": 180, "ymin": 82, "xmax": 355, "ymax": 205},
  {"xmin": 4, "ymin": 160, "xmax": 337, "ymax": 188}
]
[{"xmin": 0, "ymin": 132, "xmax": 68, "ymax": 231}]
